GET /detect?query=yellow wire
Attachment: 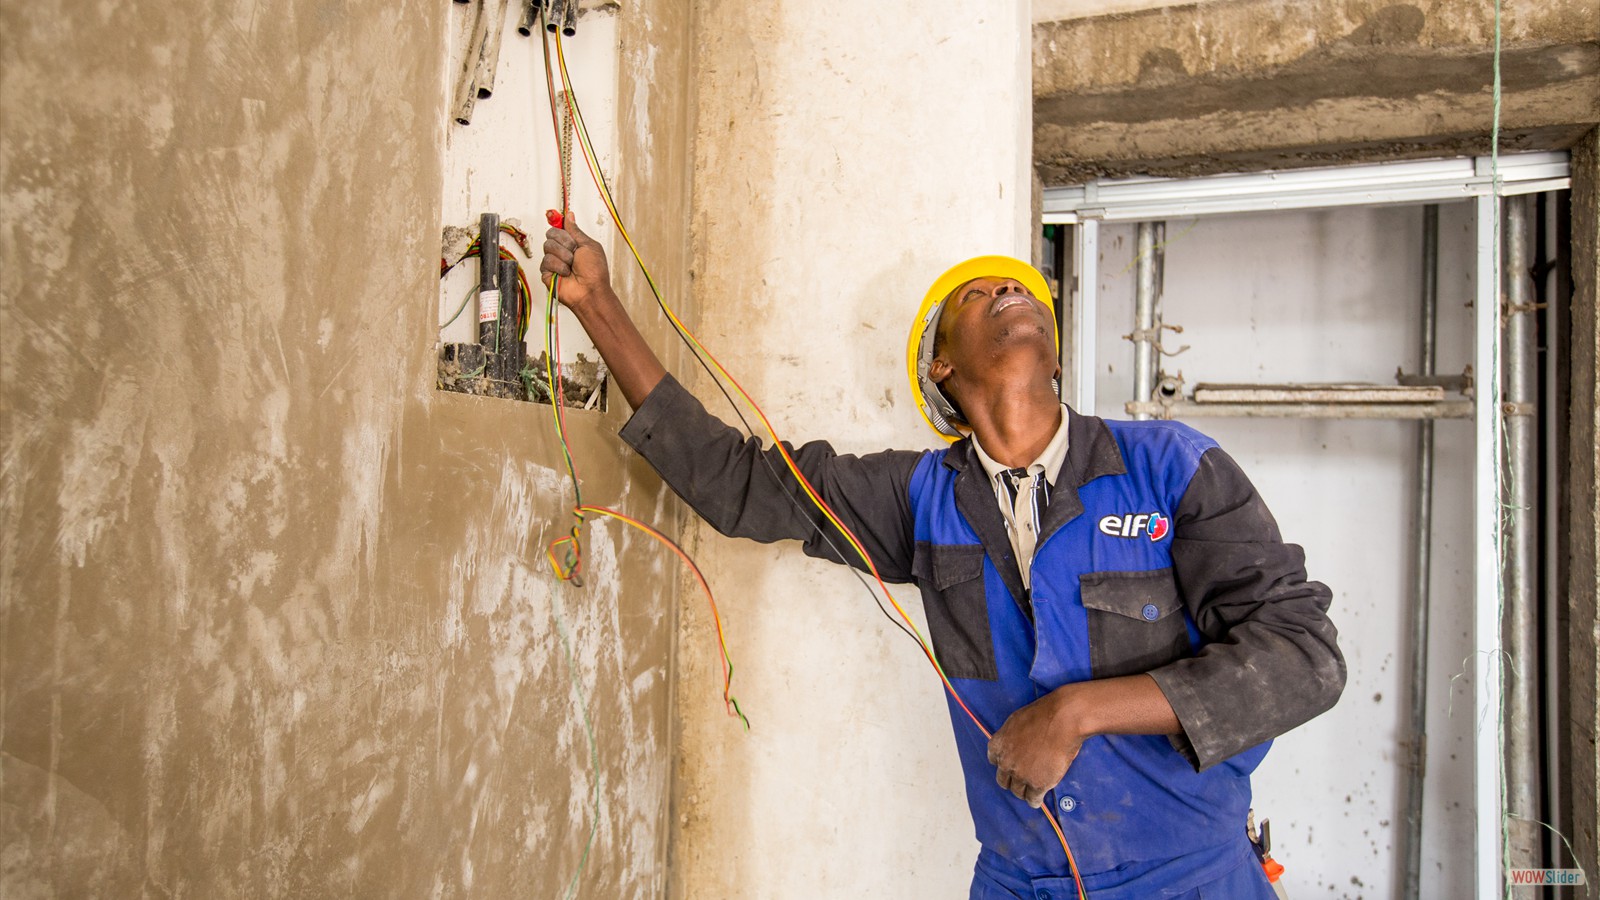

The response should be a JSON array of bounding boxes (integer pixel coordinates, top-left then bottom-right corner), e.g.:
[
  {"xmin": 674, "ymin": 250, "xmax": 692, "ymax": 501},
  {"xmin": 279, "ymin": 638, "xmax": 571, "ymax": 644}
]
[
  {"xmin": 553, "ymin": 37, "xmax": 945, "ymax": 665},
  {"xmin": 554, "ymin": 34, "xmax": 1086, "ymax": 899}
]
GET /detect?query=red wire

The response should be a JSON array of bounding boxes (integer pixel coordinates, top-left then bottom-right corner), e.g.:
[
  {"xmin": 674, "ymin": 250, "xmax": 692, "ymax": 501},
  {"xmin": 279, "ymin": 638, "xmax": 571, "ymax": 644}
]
[{"xmin": 543, "ymin": 22, "xmax": 1086, "ymax": 898}]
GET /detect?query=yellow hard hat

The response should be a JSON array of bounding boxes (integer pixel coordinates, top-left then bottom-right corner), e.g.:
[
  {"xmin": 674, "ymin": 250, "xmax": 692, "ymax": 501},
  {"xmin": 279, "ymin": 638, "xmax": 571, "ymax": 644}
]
[{"xmin": 906, "ymin": 255, "xmax": 1057, "ymax": 442}]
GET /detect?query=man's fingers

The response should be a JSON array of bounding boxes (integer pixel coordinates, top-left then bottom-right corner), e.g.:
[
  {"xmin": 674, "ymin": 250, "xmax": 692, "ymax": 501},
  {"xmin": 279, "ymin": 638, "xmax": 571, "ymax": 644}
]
[
  {"xmin": 996, "ymin": 768, "xmax": 1030, "ymax": 803},
  {"xmin": 563, "ymin": 215, "xmax": 591, "ymax": 243},
  {"xmin": 545, "ymin": 227, "xmax": 577, "ymax": 252},
  {"xmin": 988, "ymin": 736, "xmax": 1046, "ymax": 806},
  {"xmin": 995, "ymin": 768, "xmax": 1016, "ymax": 797},
  {"xmin": 993, "ymin": 760, "xmax": 1048, "ymax": 808},
  {"xmin": 541, "ymin": 251, "xmax": 572, "ymax": 278}
]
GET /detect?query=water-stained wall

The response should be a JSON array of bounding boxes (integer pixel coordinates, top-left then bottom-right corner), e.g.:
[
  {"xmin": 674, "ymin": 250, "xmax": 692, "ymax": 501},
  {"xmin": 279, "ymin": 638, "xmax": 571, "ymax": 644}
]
[{"xmin": 0, "ymin": 1, "xmax": 692, "ymax": 896}]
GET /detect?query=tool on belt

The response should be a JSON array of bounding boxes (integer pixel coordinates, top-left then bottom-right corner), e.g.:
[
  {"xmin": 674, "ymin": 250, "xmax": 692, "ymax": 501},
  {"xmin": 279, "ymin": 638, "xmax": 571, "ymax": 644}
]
[{"xmin": 1248, "ymin": 809, "xmax": 1290, "ymax": 899}]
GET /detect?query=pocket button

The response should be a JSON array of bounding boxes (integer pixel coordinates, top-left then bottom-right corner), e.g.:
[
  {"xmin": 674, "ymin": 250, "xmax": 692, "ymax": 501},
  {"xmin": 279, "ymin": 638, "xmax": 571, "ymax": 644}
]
[{"xmin": 1141, "ymin": 603, "xmax": 1160, "ymax": 621}]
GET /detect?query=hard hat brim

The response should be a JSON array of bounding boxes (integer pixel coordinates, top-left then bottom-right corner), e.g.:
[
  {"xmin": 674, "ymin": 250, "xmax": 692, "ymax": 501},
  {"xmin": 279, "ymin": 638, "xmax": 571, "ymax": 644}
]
[{"xmin": 906, "ymin": 256, "xmax": 1058, "ymax": 442}]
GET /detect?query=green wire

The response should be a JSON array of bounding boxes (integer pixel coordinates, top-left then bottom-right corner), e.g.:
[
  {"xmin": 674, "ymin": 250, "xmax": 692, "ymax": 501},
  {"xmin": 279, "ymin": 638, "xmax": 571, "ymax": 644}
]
[
  {"xmin": 551, "ymin": 590, "xmax": 600, "ymax": 900},
  {"xmin": 539, "ymin": 14, "xmax": 596, "ymax": 898},
  {"xmin": 439, "ymin": 284, "xmax": 479, "ymax": 331},
  {"xmin": 546, "ymin": 276, "xmax": 583, "ymax": 508}
]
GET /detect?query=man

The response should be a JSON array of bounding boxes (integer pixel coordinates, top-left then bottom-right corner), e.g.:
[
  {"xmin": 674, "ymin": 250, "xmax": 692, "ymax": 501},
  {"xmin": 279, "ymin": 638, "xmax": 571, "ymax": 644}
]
[{"xmin": 540, "ymin": 219, "xmax": 1345, "ymax": 899}]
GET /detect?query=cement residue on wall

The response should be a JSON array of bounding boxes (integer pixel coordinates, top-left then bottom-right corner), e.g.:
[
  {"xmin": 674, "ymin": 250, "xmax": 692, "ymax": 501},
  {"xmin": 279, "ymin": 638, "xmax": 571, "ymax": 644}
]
[{"xmin": 1, "ymin": 0, "xmax": 690, "ymax": 896}]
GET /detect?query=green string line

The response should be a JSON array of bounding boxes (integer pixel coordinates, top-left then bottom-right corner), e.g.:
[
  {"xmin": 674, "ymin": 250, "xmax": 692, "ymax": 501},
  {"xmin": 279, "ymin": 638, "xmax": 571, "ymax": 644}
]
[{"xmin": 1487, "ymin": 0, "xmax": 1511, "ymax": 894}]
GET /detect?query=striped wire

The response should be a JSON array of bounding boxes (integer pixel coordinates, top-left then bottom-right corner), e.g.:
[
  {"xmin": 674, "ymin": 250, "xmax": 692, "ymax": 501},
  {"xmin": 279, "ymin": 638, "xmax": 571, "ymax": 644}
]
[
  {"xmin": 536, "ymin": 18, "xmax": 746, "ymax": 730},
  {"xmin": 550, "ymin": 29, "xmax": 1086, "ymax": 898}
]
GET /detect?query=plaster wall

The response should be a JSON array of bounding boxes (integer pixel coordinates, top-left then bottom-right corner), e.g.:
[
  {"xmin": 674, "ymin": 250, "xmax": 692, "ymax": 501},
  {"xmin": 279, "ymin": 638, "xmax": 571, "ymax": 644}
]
[
  {"xmin": 1091, "ymin": 205, "xmax": 1481, "ymax": 898},
  {"xmin": 0, "ymin": 1, "xmax": 692, "ymax": 896},
  {"xmin": 1033, "ymin": 0, "xmax": 1206, "ymax": 24},
  {"xmin": 436, "ymin": 2, "xmax": 615, "ymax": 376},
  {"xmin": 672, "ymin": 2, "xmax": 1033, "ymax": 897}
]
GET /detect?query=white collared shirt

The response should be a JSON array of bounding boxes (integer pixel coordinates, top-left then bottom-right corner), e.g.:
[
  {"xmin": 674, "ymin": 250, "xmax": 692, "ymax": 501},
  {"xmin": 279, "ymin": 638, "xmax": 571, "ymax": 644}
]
[{"xmin": 971, "ymin": 405, "xmax": 1071, "ymax": 589}]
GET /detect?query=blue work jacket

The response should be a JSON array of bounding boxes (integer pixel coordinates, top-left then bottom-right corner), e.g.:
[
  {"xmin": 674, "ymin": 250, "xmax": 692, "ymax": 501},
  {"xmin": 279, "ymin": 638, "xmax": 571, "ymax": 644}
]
[
  {"xmin": 621, "ymin": 375, "xmax": 1346, "ymax": 896},
  {"xmin": 910, "ymin": 422, "xmax": 1270, "ymax": 895}
]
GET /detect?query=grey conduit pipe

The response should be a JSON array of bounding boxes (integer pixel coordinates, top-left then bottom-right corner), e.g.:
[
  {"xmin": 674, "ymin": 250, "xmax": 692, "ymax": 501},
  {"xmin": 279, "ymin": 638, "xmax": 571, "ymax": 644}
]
[
  {"xmin": 475, "ymin": 0, "xmax": 513, "ymax": 100},
  {"xmin": 1503, "ymin": 195, "xmax": 1542, "ymax": 869},
  {"xmin": 1399, "ymin": 204, "xmax": 1439, "ymax": 899},
  {"xmin": 452, "ymin": 0, "xmax": 492, "ymax": 125}
]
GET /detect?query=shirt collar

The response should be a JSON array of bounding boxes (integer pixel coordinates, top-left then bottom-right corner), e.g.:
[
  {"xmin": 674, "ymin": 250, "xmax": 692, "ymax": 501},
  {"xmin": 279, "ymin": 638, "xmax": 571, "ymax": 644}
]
[{"xmin": 971, "ymin": 404, "xmax": 1071, "ymax": 486}]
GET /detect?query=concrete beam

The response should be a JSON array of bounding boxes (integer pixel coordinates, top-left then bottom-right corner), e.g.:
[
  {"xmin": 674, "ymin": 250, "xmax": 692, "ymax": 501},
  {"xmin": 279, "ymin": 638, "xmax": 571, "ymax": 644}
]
[
  {"xmin": 1567, "ymin": 125, "xmax": 1599, "ymax": 887},
  {"xmin": 1033, "ymin": 0, "xmax": 1600, "ymax": 182}
]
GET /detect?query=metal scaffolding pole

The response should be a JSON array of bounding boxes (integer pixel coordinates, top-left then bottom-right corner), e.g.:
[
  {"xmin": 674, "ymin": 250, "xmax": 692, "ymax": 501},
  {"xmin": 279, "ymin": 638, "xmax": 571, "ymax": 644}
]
[
  {"xmin": 1503, "ymin": 194, "xmax": 1543, "ymax": 868},
  {"xmin": 1132, "ymin": 222, "xmax": 1163, "ymax": 420},
  {"xmin": 1537, "ymin": 191, "xmax": 1565, "ymax": 872},
  {"xmin": 1399, "ymin": 205, "xmax": 1440, "ymax": 899}
]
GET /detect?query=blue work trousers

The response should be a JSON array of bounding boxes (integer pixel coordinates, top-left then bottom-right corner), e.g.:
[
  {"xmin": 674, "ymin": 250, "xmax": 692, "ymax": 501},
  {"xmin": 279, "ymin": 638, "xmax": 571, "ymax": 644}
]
[{"xmin": 969, "ymin": 840, "xmax": 1276, "ymax": 900}]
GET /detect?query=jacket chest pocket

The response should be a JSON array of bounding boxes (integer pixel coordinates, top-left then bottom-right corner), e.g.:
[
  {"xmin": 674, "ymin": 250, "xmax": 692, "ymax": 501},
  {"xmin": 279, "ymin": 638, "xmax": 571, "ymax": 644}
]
[
  {"xmin": 912, "ymin": 543, "xmax": 999, "ymax": 682},
  {"xmin": 1079, "ymin": 567, "xmax": 1189, "ymax": 679}
]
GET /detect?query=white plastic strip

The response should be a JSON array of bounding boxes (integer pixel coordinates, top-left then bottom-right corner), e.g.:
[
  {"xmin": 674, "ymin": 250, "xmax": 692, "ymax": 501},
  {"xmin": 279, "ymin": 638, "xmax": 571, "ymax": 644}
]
[
  {"xmin": 1472, "ymin": 190, "xmax": 1505, "ymax": 899},
  {"xmin": 1042, "ymin": 152, "xmax": 1570, "ymax": 223}
]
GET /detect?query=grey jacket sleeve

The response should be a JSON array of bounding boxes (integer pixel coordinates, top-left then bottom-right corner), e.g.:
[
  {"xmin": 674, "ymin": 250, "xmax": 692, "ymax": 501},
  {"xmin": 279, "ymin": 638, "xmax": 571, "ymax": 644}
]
[
  {"xmin": 1146, "ymin": 446, "xmax": 1347, "ymax": 771},
  {"xmin": 618, "ymin": 374, "xmax": 923, "ymax": 583}
]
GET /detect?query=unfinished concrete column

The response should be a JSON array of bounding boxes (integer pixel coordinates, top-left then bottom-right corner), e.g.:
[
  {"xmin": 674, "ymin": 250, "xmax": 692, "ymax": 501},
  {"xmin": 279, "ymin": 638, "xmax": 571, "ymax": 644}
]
[
  {"xmin": 1566, "ymin": 125, "xmax": 1600, "ymax": 887},
  {"xmin": 676, "ymin": 2, "xmax": 1033, "ymax": 896}
]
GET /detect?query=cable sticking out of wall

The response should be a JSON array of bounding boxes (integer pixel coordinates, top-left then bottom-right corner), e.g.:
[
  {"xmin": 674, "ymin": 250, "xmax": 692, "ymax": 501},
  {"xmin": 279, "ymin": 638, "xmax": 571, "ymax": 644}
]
[
  {"xmin": 534, "ymin": 7, "xmax": 748, "ymax": 732},
  {"xmin": 535, "ymin": 11, "xmax": 1088, "ymax": 898}
]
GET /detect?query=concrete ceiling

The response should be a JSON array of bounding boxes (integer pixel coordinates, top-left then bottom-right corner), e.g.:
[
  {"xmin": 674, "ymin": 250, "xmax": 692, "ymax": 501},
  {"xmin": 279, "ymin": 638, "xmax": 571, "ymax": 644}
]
[{"xmin": 1032, "ymin": 0, "xmax": 1600, "ymax": 183}]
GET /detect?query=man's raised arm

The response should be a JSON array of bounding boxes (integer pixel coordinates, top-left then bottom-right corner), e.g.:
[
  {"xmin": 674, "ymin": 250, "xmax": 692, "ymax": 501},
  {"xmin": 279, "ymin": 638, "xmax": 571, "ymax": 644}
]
[{"xmin": 538, "ymin": 220, "xmax": 922, "ymax": 583}]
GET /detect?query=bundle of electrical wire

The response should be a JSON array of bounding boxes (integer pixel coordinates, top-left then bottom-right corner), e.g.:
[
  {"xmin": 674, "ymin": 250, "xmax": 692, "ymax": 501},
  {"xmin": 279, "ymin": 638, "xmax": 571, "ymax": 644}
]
[{"xmin": 533, "ymin": 10, "xmax": 1087, "ymax": 898}]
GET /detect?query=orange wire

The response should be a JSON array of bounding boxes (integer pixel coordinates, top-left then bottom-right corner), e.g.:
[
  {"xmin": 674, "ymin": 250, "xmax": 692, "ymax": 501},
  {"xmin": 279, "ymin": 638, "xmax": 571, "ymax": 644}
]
[
  {"xmin": 551, "ymin": 30, "xmax": 1086, "ymax": 899},
  {"xmin": 537, "ymin": 18, "xmax": 744, "ymax": 728},
  {"xmin": 577, "ymin": 505, "xmax": 747, "ymax": 727},
  {"xmin": 688, "ymin": 339, "xmax": 1086, "ymax": 896}
]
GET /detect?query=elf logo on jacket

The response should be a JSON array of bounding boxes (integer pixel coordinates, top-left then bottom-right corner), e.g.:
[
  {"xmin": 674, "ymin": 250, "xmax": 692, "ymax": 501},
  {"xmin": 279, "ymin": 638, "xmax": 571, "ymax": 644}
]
[{"xmin": 1098, "ymin": 512, "xmax": 1170, "ymax": 541}]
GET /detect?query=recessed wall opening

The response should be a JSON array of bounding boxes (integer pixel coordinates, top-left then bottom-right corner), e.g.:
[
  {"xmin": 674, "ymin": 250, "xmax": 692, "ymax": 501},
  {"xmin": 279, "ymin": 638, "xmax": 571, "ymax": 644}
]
[
  {"xmin": 433, "ymin": 0, "xmax": 614, "ymax": 410},
  {"xmin": 1044, "ymin": 152, "xmax": 1577, "ymax": 898}
]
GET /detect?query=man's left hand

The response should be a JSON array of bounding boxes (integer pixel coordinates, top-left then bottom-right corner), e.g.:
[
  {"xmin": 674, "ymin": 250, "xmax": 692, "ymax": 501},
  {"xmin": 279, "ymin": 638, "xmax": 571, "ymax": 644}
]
[{"xmin": 986, "ymin": 687, "xmax": 1085, "ymax": 808}]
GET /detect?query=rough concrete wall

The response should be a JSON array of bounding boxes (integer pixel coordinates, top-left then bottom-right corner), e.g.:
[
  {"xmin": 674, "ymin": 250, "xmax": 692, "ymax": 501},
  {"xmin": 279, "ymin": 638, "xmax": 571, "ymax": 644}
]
[
  {"xmin": 0, "ymin": 1, "xmax": 688, "ymax": 896},
  {"xmin": 1567, "ymin": 126, "xmax": 1599, "ymax": 886},
  {"xmin": 1033, "ymin": 0, "xmax": 1600, "ymax": 180},
  {"xmin": 611, "ymin": 0, "xmax": 700, "ymax": 883},
  {"xmin": 672, "ymin": 2, "xmax": 1033, "ymax": 897}
]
